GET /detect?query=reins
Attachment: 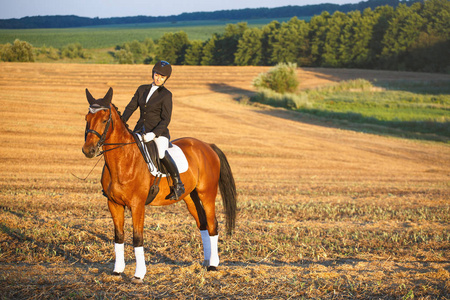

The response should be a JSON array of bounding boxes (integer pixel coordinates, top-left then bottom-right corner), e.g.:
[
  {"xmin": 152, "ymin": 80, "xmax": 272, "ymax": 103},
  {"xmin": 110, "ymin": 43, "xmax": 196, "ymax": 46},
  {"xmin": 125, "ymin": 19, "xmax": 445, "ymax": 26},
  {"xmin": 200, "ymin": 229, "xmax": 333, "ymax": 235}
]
[
  {"xmin": 98, "ymin": 141, "xmax": 136, "ymax": 156},
  {"xmin": 72, "ymin": 141, "xmax": 136, "ymax": 181},
  {"xmin": 71, "ymin": 155, "xmax": 104, "ymax": 181}
]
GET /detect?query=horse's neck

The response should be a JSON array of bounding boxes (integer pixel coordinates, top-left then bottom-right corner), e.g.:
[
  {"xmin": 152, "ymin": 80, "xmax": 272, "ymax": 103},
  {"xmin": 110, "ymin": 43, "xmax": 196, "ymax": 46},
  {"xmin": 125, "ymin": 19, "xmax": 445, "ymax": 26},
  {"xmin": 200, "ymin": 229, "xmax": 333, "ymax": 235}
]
[{"xmin": 109, "ymin": 107, "xmax": 135, "ymax": 144}]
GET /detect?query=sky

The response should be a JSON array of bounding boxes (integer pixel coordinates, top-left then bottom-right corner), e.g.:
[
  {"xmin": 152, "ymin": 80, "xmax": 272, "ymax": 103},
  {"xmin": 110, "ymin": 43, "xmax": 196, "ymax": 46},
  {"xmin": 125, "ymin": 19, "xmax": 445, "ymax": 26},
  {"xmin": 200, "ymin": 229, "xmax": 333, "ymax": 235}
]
[{"xmin": 0, "ymin": 0, "xmax": 363, "ymax": 20}]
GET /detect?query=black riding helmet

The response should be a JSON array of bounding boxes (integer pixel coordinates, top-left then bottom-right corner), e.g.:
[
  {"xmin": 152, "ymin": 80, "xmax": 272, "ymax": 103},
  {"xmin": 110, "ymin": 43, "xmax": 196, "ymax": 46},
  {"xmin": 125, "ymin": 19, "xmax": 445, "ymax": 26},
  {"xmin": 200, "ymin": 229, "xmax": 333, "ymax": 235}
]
[{"xmin": 152, "ymin": 60, "xmax": 172, "ymax": 80}]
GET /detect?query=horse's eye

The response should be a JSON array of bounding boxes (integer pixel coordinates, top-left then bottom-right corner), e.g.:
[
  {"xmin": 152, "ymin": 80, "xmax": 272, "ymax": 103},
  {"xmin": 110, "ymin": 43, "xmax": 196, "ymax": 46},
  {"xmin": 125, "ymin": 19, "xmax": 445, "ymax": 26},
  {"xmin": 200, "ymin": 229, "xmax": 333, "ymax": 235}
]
[{"xmin": 102, "ymin": 120, "xmax": 108, "ymax": 124}]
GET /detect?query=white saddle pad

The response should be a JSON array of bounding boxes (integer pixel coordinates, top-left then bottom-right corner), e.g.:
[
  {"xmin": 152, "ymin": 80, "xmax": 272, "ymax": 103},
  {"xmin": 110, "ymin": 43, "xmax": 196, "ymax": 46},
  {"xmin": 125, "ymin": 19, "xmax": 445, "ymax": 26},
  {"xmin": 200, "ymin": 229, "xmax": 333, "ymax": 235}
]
[{"xmin": 136, "ymin": 134, "xmax": 188, "ymax": 177}]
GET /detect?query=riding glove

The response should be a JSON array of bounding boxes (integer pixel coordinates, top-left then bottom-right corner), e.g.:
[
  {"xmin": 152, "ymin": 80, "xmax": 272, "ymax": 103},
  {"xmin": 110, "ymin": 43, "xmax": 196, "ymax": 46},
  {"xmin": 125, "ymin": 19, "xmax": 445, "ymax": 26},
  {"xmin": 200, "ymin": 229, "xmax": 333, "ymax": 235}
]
[{"xmin": 143, "ymin": 132, "xmax": 156, "ymax": 142}]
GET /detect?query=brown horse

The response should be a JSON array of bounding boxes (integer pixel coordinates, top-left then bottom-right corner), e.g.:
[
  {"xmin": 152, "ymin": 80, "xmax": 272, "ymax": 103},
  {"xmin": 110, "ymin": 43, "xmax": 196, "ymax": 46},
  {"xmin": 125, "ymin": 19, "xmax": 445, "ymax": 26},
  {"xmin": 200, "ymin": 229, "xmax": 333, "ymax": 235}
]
[{"xmin": 82, "ymin": 88, "xmax": 237, "ymax": 283}]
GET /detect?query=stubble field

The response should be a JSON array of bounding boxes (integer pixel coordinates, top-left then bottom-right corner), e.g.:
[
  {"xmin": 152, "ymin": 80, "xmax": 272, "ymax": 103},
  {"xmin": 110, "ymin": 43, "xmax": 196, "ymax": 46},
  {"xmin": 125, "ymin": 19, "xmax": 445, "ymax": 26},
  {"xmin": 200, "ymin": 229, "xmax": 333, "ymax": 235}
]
[{"xmin": 0, "ymin": 63, "xmax": 449, "ymax": 299}]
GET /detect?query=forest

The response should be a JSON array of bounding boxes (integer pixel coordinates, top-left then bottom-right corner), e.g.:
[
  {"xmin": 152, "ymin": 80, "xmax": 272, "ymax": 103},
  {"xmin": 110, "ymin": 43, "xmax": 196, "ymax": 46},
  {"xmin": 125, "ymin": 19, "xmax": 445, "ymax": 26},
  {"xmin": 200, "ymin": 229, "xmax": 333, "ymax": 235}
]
[{"xmin": 130, "ymin": 0, "xmax": 449, "ymax": 73}]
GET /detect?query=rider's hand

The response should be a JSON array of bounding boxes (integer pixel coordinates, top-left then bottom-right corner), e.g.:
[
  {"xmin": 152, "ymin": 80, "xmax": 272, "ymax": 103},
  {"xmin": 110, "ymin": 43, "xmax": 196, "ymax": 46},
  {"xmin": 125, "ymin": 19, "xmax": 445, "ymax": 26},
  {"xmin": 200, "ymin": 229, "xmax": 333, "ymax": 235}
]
[{"xmin": 143, "ymin": 132, "xmax": 156, "ymax": 142}]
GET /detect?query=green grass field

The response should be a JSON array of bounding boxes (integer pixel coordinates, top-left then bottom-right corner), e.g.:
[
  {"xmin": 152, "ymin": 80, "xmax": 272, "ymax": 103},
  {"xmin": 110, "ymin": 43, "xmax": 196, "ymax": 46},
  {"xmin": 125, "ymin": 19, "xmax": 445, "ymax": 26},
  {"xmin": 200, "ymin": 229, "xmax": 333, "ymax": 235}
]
[
  {"xmin": 0, "ymin": 18, "xmax": 293, "ymax": 49},
  {"xmin": 251, "ymin": 79, "xmax": 450, "ymax": 142}
]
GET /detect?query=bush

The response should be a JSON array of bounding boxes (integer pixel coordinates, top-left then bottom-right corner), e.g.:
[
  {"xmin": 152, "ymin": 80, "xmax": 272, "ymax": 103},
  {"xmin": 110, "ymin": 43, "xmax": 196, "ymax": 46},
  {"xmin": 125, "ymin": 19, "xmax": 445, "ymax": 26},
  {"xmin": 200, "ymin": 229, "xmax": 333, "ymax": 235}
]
[
  {"xmin": 46, "ymin": 47, "xmax": 60, "ymax": 60},
  {"xmin": 253, "ymin": 62, "xmax": 299, "ymax": 93},
  {"xmin": 37, "ymin": 45, "xmax": 60, "ymax": 60},
  {"xmin": 61, "ymin": 43, "xmax": 90, "ymax": 59},
  {"xmin": 115, "ymin": 49, "xmax": 134, "ymax": 64},
  {"xmin": 0, "ymin": 39, "xmax": 34, "ymax": 62},
  {"xmin": 251, "ymin": 88, "xmax": 311, "ymax": 109},
  {"xmin": 114, "ymin": 39, "xmax": 153, "ymax": 64}
]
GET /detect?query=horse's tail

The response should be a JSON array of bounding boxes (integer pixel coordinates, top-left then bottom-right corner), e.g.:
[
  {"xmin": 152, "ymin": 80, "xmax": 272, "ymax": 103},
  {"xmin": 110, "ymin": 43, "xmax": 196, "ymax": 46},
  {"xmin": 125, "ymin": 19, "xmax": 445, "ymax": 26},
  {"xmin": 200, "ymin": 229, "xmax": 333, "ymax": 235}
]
[{"xmin": 210, "ymin": 144, "xmax": 237, "ymax": 236}]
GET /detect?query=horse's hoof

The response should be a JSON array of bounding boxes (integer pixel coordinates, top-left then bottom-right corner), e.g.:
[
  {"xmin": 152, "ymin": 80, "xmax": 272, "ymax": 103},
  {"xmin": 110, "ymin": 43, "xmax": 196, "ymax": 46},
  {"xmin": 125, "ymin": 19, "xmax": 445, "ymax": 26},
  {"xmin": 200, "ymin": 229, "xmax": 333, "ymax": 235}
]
[
  {"xmin": 131, "ymin": 276, "xmax": 144, "ymax": 284},
  {"xmin": 207, "ymin": 266, "xmax": 218, "ymax": 272},
  {"xmin": 112, "ymin": 271, "xmax": 122, "ymax": 276},
  {"xmin": 202, "ymin": 259, "xmax": 210, "ymax": 267}
]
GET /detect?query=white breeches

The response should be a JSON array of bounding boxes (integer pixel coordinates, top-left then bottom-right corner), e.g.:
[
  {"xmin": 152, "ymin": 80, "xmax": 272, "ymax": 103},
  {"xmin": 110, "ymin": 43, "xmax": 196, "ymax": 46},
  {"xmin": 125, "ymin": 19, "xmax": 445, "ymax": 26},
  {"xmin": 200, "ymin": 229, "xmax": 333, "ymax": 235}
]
[{"xmin": 154, "ymin": 136, "xmax": 169, "ymax": 159}]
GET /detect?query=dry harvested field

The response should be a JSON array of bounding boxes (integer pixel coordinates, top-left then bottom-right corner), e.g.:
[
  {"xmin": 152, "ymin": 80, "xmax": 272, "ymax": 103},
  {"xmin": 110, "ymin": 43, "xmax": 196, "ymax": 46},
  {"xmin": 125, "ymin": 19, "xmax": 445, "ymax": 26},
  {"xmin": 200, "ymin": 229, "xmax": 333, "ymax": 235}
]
[{"xmin": 0, "ymin": 63, "xmax": 449, "ymax": 299}]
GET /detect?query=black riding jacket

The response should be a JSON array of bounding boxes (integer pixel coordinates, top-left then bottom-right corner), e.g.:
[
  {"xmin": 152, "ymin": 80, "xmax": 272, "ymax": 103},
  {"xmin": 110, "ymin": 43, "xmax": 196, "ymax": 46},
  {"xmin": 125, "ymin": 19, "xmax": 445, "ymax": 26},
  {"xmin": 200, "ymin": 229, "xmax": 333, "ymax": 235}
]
[{"xmin": 122, "ymin": 84, "xmax": 172, "ymax": 139}]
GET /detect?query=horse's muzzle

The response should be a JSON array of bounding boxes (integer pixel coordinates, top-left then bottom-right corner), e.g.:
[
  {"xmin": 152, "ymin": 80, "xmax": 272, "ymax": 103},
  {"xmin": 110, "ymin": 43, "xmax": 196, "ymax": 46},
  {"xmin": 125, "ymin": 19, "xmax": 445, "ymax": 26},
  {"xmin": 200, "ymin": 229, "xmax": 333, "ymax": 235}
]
[{"xmin": 82, "ymin": 144, "xmax": 99, "ymax": 158}]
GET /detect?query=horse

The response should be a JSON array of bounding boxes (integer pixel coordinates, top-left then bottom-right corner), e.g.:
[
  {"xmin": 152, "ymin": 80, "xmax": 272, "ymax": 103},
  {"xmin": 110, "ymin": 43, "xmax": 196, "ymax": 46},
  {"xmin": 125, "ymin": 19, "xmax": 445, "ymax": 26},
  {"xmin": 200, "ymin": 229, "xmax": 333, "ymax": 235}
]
[{"xmin": 82, "ymin": 87, "xmax": 237, "ymax": 283}]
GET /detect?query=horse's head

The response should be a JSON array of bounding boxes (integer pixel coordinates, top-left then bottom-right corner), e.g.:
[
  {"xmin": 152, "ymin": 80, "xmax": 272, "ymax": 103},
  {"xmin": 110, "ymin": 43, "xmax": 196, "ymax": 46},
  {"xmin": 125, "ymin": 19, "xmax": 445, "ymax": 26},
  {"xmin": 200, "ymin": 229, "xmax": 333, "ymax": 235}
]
[{"xmin": 82, "ymin": 87, "xmax": 113, "ymax": 158}]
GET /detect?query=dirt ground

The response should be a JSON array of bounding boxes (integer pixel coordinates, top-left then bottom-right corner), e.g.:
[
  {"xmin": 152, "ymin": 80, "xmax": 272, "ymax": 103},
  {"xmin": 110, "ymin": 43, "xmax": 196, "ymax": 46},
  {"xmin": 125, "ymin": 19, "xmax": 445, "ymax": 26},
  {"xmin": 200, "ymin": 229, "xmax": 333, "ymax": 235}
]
[{"xmin": 0, "ymin": 63, "xmax": 449, "ymax": 299}]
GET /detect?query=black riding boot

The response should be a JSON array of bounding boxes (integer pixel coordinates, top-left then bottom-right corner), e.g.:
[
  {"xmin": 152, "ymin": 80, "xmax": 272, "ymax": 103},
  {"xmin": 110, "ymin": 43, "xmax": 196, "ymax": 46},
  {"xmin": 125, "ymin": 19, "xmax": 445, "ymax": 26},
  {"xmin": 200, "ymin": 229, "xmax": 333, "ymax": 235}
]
[{"xmin": 161, "ymin": 151, "xmax": 185, "ymax": 200}]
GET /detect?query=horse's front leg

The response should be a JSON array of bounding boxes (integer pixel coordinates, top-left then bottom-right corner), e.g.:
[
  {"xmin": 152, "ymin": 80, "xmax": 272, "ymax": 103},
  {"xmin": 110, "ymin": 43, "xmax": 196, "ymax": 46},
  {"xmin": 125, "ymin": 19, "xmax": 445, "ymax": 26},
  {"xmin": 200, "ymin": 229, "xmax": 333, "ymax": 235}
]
[
  {"xmin": 131, "ymin": 202, "xmax": 147, "ymax": 283},
  {"xmin": 107, "ymin": 200, "xmax": 126, "ymax": 275}
]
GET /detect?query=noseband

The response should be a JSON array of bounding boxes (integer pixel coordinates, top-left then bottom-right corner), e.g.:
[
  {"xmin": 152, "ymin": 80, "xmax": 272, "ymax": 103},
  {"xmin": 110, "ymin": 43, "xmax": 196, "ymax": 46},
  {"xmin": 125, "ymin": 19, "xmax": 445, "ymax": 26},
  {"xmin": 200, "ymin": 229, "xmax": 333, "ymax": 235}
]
[{"xmin": 85, "ymin": 106, "xmax": 112, "ymax": 149}]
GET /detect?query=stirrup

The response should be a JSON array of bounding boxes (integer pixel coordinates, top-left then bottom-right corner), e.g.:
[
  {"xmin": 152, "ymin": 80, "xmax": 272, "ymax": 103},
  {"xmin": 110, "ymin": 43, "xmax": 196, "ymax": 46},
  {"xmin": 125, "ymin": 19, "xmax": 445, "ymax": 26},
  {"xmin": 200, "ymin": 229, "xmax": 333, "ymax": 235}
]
[{"xmin": 165, "ymin": 184, "xmax": 185, "ymax": 200}]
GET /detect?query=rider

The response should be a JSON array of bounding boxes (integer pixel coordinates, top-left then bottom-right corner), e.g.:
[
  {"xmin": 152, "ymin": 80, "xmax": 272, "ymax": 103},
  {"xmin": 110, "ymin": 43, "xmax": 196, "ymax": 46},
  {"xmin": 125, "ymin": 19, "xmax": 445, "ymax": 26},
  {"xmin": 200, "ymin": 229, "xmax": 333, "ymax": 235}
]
[{"xmin": 121, "ymin": 60, "xmax": 185, "ymax": 200}]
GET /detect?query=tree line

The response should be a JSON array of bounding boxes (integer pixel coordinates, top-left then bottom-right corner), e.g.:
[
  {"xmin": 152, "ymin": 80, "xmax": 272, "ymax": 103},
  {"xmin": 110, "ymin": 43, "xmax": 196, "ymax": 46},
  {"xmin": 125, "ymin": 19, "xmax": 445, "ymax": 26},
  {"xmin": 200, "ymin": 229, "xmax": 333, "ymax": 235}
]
[{"xmin": 145, "ymin": 0, "xmax": 450, "ymax": 73}]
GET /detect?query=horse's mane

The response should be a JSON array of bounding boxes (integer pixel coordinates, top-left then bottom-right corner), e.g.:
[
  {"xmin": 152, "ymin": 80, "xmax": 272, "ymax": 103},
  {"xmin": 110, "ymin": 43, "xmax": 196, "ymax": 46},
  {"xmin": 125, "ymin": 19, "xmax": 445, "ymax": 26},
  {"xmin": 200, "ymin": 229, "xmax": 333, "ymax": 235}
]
[{"xmin": 111, "ymin": 103, "xmax": 133, "ymax": 134}]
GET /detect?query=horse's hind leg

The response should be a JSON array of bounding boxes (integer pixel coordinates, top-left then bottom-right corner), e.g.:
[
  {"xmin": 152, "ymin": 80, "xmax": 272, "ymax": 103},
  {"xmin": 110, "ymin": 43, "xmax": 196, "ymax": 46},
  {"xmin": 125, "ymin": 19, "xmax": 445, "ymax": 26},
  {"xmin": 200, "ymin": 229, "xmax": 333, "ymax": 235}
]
[
  {"xmin": 108, "ymin": 200, "xmax": 125, "ymax": 275},
  {"xmin": 188, "ymin": 189, "xmax": 219, "ymax": 270}
]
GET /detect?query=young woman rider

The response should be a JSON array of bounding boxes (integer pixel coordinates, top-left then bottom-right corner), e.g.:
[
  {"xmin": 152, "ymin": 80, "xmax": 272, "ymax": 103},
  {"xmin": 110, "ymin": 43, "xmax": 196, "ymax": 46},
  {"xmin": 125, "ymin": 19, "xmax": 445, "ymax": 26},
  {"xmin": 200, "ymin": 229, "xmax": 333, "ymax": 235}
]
[{"xmin": 121, "ymin": 60, "xmax": 185, "ymax": 200}]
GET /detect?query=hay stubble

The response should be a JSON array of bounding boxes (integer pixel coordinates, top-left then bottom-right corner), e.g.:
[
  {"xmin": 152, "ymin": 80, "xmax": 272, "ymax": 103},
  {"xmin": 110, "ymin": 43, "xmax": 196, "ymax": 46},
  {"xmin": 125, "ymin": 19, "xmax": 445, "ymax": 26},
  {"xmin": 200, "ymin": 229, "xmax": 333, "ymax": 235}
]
[{"xmin": 1, "ymin": 63, "xmax": 449, "ymax": 299}]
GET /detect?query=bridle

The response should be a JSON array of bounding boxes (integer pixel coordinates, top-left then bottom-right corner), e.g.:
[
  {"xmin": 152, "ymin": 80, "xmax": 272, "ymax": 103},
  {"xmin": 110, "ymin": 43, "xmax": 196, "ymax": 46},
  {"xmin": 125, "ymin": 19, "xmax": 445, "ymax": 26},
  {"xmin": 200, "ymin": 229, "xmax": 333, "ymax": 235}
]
[
  {"xmin": 85, "ymin": 106, "xmax": 112, "ymax": 147},
  {"xmin": 85, "ymin": 105, "xmax": 135, "ymax": 156}
]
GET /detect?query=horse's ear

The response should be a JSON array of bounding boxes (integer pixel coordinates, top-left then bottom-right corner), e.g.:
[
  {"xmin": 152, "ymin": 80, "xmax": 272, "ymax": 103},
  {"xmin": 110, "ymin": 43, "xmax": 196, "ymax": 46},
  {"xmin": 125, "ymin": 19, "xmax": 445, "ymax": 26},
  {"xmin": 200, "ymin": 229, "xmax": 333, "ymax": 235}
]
[
  {"xmin": 103, "ymin": 87, "xmax": 113, "ymax": 105},
  {"xmin": 86, "ymin": 88, "xmax": 96, "ymax": 105}
]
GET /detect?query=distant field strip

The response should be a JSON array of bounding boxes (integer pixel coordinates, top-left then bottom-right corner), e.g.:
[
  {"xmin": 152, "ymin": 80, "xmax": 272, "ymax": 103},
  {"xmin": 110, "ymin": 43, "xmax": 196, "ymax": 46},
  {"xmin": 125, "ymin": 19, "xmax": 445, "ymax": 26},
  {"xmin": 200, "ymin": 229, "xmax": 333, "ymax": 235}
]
[{"xmin": 0, "ymin": 18, "xmax": 293, "ymax": 48}]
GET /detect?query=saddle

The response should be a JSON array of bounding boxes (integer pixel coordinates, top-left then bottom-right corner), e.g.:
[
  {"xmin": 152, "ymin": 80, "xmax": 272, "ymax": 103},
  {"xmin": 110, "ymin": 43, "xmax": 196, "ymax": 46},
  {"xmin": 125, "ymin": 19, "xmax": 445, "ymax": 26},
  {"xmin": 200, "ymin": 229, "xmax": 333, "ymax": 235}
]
[
  {"xmin": 133, "ymin": 133, "xmax": 165, "ymax": 175},
  {"xmin": 133, "ymin": 133, "xmax": 188, "ymax": 204}
]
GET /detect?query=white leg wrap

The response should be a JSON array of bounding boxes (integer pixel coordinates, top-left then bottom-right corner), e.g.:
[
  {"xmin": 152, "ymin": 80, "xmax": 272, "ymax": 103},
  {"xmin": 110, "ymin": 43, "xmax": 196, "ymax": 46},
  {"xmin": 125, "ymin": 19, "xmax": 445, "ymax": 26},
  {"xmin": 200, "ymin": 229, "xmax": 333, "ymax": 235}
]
[
  {"xmin": 113, "ymin": 243, "xmax": 125, "ymax": 274},
  {"xmin": 209, "ymin": 235, "xmax": 219, "ymax": 267},
  {"xmin": 200, "ymin": 230, "xmax": 211, "ymax": 266},
  {"xmin": 134, "ymin": 247, "xmax": 147, "ymax": 279}
]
